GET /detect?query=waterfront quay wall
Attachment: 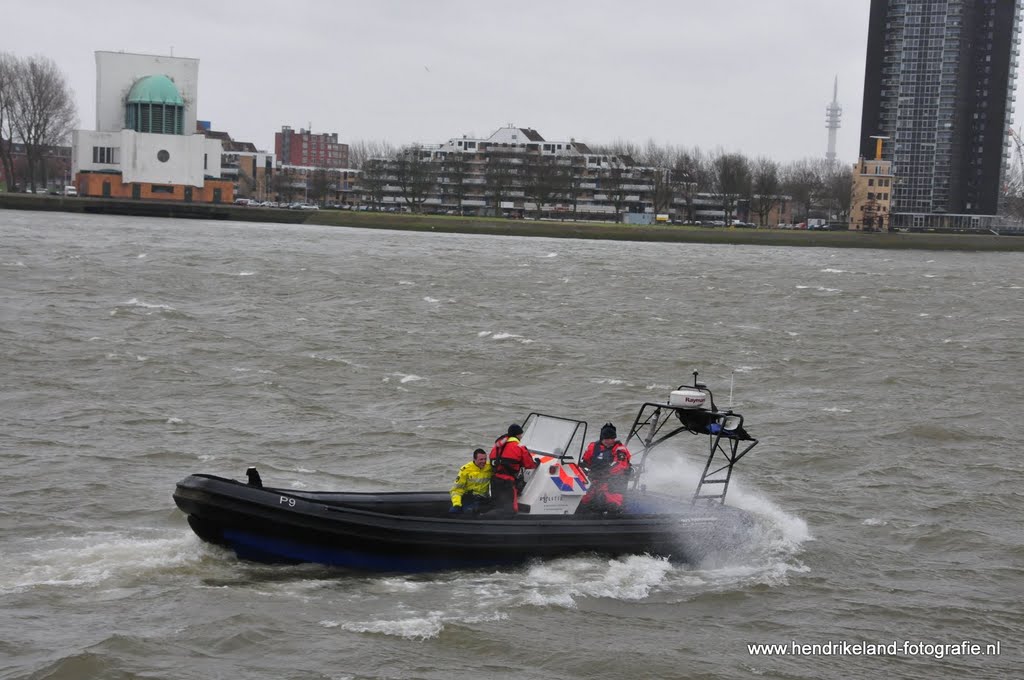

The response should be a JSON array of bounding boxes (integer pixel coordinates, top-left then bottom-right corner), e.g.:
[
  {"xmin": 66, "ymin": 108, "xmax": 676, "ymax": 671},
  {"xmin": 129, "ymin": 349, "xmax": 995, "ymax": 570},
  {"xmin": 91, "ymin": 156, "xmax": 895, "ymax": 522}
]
[{"xmin": 2, "ymin": 193, "xmax": 1022, "ymax": 252}]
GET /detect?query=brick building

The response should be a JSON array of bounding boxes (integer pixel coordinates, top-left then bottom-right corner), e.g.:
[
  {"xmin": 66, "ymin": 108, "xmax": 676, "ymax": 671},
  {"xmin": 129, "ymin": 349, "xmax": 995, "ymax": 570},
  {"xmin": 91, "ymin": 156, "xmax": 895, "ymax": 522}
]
[
  {"xmin": 201, "ymin": 126, "xmax": 276, "ymax": 200},
  {"xmin": 275, "ymin": 126, "xmax": 349, "ymax": 168}
]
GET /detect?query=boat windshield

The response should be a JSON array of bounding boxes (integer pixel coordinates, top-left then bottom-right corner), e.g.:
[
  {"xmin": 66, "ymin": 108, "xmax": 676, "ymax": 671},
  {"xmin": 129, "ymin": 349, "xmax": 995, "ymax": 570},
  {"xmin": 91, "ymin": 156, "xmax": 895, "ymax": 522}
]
[{"xmin": 520, "ymin": 413, "xmax": 587, "ymax": 459}]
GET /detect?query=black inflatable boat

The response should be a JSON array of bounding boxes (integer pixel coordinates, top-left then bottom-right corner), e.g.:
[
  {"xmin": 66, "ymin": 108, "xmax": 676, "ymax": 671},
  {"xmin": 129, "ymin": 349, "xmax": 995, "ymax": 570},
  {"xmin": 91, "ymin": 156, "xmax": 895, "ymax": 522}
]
[{"xmin": 174, "ymin": 375, "xmax": 761, "ymax": 572}]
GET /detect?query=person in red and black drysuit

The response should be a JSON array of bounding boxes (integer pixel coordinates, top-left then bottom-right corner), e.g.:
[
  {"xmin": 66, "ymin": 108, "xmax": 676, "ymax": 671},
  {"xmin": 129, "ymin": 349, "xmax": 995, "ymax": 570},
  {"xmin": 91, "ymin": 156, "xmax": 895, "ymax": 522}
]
[
  {"xmin": 580, "ymin": 422, "xmax": 632, "ymax": 513},
  {"xmin": 489, "ymin": 423, "xmax": 537, "ymax": 513}
]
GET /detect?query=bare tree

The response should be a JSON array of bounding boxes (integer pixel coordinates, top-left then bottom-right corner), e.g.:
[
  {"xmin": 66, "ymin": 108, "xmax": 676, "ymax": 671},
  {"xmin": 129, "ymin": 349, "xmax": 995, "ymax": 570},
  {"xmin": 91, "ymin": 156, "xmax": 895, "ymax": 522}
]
[
  {"xmin": 638, "ymin": 138, "xmax": 675, "ymax": 169},
  {"xmin": 751, "ymin": 157, "xmax": 781, "ymax": 226},
  {"xmin": 359, "ymin": 158, "xmax": 390, "ymax": 210},
  {"xmin": 602, "ymin": 164, "xmax": 631, "ymax": 222},
  {"xmin": 10, "ymin": 55, "xmax": 77, "ymax": 192},
  {"xmin": 710, "ymin": 151, "xmax": 751, "ymax": 225},
  {"xmin": 0, "ymin": 53, "xmax": 18, "ymax": 191},
  {"xmin": 236, "ymin": 167, "xmax": 256, "ymax": 198},
  {"xmin": 559, "ymin": 155, "xmax": 584, "ymax": 220},
  {"xmin": 592, "ymin": 138, "xmax": 643, "ymax": 161},
  {"xmin": 650, "ymin": 168, "xmax": 674, "ymax": 216},
  {"xmin": 441, "ymin": 151, "xmax": 469, "ymax": 214},
  {"xmin": 782, "ymin": 159, "xmax": 826, "ymax": 224},
  {"xmin": 485, "ymin": 147, "xmax": 516, "ymax": 216},
  {"xmin": 524, "ymin": 153, "xmax": 564, "ymax": 219},
  {"xmin": 823, "ymin": 163, "xmax": 854, "ymax": 223},
  {"xmin": 273, "ymin": 169, "xmax": 299, "ymax": 204},
  {"xmin": 1001, "ymin": 139, "xmax": 1024, "ymax": 223},
  {"xmin": 347, "ymin": 139, "xmax": 396, "ymax": 169},
  {"xmin": 672, "ymin": 148, "xmax": 710, "ymax": 223},
  {"xmin": 394, "ymin": 145, "xmax": 434, "ymax": 213},
  {"xmin": 308, "ymin": 168, "xmax": 331, "ymax": 205}
]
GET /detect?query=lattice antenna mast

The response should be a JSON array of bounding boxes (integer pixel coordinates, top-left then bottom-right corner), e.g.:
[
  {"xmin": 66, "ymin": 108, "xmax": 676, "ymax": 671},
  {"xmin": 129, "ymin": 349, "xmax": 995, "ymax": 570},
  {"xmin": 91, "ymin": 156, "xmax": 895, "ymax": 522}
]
[{"xmin": 825, "ymin": 76, "xmax": 842, "ymax": 164}]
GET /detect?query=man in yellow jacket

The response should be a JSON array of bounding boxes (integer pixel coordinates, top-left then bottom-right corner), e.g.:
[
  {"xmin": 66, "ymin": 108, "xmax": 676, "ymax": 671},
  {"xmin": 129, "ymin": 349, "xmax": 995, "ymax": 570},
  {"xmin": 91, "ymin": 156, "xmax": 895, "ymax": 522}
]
[{"xmin": 449, "ymin": 448, "xmax": 493, "ymax": 514}]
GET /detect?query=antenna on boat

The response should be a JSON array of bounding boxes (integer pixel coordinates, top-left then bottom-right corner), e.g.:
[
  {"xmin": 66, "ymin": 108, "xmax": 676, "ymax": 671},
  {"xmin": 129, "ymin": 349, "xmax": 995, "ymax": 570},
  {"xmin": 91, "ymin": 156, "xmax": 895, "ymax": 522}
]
[
  {"xmin": 692, "ymin": 370, "xmax": 706, "ymax": 391},
  {"xmin": 729, "ymin": 371, "xmax": 734, "ymax": 408}
]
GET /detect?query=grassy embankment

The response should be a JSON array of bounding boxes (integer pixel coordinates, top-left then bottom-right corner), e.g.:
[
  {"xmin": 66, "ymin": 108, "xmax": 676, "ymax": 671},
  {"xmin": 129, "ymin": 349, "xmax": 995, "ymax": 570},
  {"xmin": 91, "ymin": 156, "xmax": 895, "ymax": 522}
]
[
  {"xmin": 3, "ymin": 192, "xmax": 1023, "ymax": 251},
  {"xmin": 307, "ymin": 210, "xmax": 1024, "ymax": 252}
]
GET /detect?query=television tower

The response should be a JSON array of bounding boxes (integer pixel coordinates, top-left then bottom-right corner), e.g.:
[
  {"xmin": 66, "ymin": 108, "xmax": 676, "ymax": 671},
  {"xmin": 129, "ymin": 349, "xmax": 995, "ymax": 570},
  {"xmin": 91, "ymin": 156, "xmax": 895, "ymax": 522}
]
[{"xmin": 825, "ymin": 76, "xmax": 842, "ymax": 164}]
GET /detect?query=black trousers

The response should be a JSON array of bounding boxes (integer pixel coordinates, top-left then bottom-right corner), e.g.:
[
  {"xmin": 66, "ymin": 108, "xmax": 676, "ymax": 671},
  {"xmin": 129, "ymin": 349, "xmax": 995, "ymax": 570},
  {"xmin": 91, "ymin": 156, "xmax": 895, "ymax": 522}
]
[
  {"xmin": 460, "ymin": 492, "xmax": 492, "ymax": 513},
  {"xmin": 490, "ymin": 477, "xmax": 516, "ymax": 512}
]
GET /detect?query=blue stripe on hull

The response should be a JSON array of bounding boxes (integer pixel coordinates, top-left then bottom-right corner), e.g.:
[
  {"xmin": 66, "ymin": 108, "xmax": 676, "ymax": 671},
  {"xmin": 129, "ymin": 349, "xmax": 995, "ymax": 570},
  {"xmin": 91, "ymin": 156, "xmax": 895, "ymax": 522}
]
[{"xmin": 221, "ymin": 530, "xmax": 520, "ymax": 572}]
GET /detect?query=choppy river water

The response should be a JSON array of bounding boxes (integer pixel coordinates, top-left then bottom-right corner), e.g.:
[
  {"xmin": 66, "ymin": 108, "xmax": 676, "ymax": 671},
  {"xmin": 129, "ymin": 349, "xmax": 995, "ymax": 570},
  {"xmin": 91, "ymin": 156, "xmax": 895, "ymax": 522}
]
[{"xmin": 1, "ymin": 209, "xmax": 1021, "ymax": 679}]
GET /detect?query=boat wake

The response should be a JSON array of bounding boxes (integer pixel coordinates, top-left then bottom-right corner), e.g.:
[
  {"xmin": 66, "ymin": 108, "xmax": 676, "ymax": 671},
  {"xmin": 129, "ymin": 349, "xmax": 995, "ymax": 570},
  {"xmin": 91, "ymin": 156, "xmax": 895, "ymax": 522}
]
[
  {"xmin": 329, "ymin": 467, "xmax": 811, "ymax": 640},
  {"xmin": 636, "ymin": 452, "xmax": 811, "ymax": 581},
  {"xmin": 0, "ymin": 531, "xmax": 217, "ymax": 594}
]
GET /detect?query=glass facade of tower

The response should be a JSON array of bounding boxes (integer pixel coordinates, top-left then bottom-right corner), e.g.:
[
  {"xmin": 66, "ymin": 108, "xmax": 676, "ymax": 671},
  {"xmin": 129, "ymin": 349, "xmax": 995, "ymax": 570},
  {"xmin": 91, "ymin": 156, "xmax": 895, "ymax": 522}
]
[{"xmin": 860, "ymin": 0, "xmax": 1022, "ymax": 227}]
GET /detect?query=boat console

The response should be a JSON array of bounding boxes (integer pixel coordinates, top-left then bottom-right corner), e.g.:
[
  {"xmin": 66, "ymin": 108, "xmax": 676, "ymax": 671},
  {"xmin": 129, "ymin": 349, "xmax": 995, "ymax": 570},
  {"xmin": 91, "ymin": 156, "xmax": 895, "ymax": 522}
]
[{"xmin": 517, "ymin": 413, "xmax": 590, "ymax": 514}]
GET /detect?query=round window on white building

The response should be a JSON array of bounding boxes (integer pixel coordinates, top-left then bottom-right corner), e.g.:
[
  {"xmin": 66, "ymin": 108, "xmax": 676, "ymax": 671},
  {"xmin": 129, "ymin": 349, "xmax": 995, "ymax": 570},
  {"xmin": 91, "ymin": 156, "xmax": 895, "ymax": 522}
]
[{"xmin": 157, "ymin": 150, "xmax": 170, "ymax": 163}]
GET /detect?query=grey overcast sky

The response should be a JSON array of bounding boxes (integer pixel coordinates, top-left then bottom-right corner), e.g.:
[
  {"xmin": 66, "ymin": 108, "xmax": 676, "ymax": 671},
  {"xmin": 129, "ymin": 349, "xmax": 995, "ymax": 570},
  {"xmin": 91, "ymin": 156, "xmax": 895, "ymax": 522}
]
[{"xmin": 8, "ymin": 0, "xmax": 1015, "ymax": 163}]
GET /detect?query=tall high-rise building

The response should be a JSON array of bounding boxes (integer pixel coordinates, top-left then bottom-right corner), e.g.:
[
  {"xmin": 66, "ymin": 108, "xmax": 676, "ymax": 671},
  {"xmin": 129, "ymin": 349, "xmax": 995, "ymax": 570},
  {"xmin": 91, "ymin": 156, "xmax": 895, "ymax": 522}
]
[{"xmin": 859, "ymin": 0, "xmax": 1022, "ymax": 229}]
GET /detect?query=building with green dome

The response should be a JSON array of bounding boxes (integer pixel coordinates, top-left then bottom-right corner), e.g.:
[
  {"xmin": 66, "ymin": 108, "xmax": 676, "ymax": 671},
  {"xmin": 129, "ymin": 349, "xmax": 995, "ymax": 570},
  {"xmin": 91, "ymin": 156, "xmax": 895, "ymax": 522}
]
[
  {"xmin": 70, "ymin": 51, "xmax": 232, "ymax": 203},
  {"xmin": 125, "ymin": 75, "xmax": 185, "ymax": 135}
]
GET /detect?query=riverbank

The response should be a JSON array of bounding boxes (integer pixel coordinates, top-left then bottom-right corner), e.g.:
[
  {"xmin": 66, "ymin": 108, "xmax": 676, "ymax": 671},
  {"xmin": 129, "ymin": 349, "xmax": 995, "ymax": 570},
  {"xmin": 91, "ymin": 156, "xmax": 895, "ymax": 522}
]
[
  {"xmin": 307, "ymin": 210, "xmax": 1024, "ymax": 251},
  {"xmin": 0, "ymin": 192, "xmax": 308, "ymax": 224},
  {"xmin": 3, "ymin": 192, "xmax": 1023, "ymax": 251}
]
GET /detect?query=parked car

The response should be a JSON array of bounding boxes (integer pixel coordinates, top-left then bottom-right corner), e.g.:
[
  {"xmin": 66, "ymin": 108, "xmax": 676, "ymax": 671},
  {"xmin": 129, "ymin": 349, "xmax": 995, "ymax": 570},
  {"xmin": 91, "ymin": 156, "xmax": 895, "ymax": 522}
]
[{"xmin": 64, "ymin": 185, "xmax": 78, "ymax": 197}]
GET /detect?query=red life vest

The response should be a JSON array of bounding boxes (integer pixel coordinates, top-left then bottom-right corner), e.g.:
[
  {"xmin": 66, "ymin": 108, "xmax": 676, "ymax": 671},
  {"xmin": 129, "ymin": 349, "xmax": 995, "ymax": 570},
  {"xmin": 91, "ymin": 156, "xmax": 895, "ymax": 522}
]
[
  {"xmin": 489, "ymin": 435, "xmax": 536, "ymax": 480},
  {"xmin": 583, "ymin": 440, "xmax": 631, "ymax": 479}
]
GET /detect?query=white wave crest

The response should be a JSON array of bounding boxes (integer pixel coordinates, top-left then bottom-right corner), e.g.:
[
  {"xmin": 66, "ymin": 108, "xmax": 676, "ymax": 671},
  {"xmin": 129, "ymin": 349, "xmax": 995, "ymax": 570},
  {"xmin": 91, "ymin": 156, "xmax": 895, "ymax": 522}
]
[
  {"xmin": 338, "ymin": 610, "xmax": 509, "ymax": 640},
  {"xmin": 123, "ymin": 298, "xmax": 174, "ymax": 310},
  {"xmin": 383, "ymin": 373, "xmax": 424, "ymax": 384},
  {"xmin": 527, "ymin": 554, "xmax": 675, "ymax": 605},
  {"xmin": 0, "ymin": 533, "xmax": 212, "ymax": 594},
  {"xmin": 342, "ymin": 615, "xmax": 445, "ymax": 640},
  {"xmin": 489, "ymin": 332, "xmax": 534, "ymax": 344}
]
